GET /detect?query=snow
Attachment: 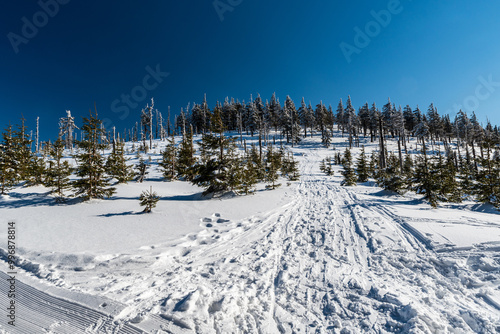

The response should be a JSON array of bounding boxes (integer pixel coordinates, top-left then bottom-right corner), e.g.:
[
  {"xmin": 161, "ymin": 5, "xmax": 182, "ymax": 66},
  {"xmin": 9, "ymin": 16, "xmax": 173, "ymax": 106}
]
[{"xmin": 0, "ymin": 131, "xmax": 499, "ymax": 333}]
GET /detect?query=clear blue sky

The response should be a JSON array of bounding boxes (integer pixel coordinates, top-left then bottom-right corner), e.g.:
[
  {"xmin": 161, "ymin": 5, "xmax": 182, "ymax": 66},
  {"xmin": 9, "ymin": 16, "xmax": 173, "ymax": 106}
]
[{"xmin": 1, "ymin": 1, "xmax": 500, "ymax": 141}]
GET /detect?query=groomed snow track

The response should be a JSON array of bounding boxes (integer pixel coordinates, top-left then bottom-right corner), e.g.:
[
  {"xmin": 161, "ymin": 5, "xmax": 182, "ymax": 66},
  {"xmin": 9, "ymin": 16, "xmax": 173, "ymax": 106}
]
[{"xmin": 0, "ymin": 271, "xmax": 144, "ymax": 334}]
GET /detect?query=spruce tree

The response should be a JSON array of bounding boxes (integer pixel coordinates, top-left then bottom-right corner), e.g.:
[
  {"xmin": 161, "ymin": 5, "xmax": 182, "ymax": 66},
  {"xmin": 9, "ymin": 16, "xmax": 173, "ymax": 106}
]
[
  {"xmin": 0, "ymin": 125, "xmax": 17, "ymax": 194},
  {"xmin": 139, "ymin": 186, "xmax": 160, "ymax": 213},
  {"xmin": 281, "ymin": 152, "xmax": 300, "ymax": 181},
  {"xmin": 341, "ymin": 148, "xmax": 357, "ymax": 186},
  {"xmin": 176, "ymin": 127, "xmax": 197, "ymax": 181},
  {"xmin": 320, "ymin": 156, "xmax": 334, "ymax": 176},
  {"xmin": 27, "ymin": 156, "xmax": 47, "ymax": 186},
  {"xmin": 105, "ymin": 140, "xmax": 134, "ymax": 184},
  {"xmin": 402, "ymin": 153, "xmax": 414, "ymax": 191},
  {"xmin": 413, "ymin": 155, "xmax": 439, "ymax": 207},
  {"xmin": 13, "ymin": 118, "xmax": 35, "ymax": 182},
  {"xmin": 437, "ymin": 152, "xmax": 462, "ymax": 203},
  {"xmin": 265, "ymin": 144, "xmax": 282, "ymax": 189},
  {"xmin": 73, "ymin": 109, "xmax": 116, "ymax": 200},
  {"xmin": 474, "ymin": 148, "xmax": 500, "ymax": 207},
  {"xmin": 378, "ymin": 153, "xmax": 405, "ymax": 194},
  {"xmin": 191, "ymin": 104, "xmax": 243, "ymax": 196},
  {"xmin": 159, "ymin": 134, "xmax": 177, "ymax": 181},
  {"xmin": 135, "ymin": 157, "xmax": 149, "ymax": 183},
  {"xmin": 248, "ymin": 144, "xmax": 265, "ymax": 180},
  {"xmin": 356, "ymin": 147, "xmax": 369, "ymax": 182},
  {"xmin": 46, "ymin": 138, "xmax": 73, "ymax": 202}
]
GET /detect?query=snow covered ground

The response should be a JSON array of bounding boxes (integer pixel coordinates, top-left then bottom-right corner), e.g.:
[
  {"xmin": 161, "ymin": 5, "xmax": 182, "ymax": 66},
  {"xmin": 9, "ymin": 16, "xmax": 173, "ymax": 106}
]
[{"xmin": 0, "ymin": 132, "xmax": 499, "ymax": 333}]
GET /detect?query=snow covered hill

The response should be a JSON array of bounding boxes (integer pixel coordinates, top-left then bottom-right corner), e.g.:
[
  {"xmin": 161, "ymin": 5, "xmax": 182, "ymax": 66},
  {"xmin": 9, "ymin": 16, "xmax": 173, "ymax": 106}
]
[{"xmin": 0, "ymin": 133, "xmax": 499, "ymax": 333}]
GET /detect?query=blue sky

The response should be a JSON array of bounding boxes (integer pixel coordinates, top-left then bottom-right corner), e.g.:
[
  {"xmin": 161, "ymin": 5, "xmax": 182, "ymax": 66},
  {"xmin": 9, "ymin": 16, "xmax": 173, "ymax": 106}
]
[{"xmin": 1, "ymin": 1, "xmax": 500, "ymax": 140}]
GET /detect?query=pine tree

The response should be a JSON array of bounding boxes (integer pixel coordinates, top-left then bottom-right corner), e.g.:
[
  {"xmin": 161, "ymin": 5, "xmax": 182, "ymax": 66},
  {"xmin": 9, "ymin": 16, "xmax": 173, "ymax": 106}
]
[
  {"xmin": 437, "ymin": 152, "xmax": 462, "ymax": 203},
  {"xmin": 159, "ymin": 134, "xmax": 177, "ymax": 181},
  {"xmin": 378, "ymin": 153, "xmax": 405, "ymax": 194},
  {"xmin": 0, "ymin": 125, "xmax": 17, "ymax": 194},
  {"xmin": 248, "ymin": 144, "xmax": 265, "ymax": 180},
  {"xmin": 320, "ymin": 157, "xmax": 334, "ymax": 176},
  {"xmin": 139, "ymin": 186, "xmax": 160, "ymax": 213},
  {"xmin": 105, "ymin": 140, "xmax": 134, "ymax": 184},
  {"xmin": 176, "ymin": 127, "xmax": 197, "ymax": 181},
  {"xmin": 356, "ymin": 147, "xmax": 369, "ymax": 182},
  {"xmin": 135, "ymin": 157, "xmax": 149, "ymax": 183},
  {"xmin": 12, "ymin": 118, "xmax": 34, "ymax": 182},
  {"xmin": 239, "ymin": 150, "xmax": 259, "ymax": 195},
  {"xmin": 191, "ymin": 104, "xmax": 243, "ymax": 196},
  {"xmin": 281, "ymin": 152, "xmax": 300, "ymax": 181},
  {"xmin": 27, "ymin": 156, "xmax": 47, "ymax": 186},
  {"xmin": 265, "ymin": 144, "xmax": 282, "ymax": 189},
  {"xmin": 73, "ymin": 109, "xmax": 116, "ymax": 200},
  {"xmin": 474, "ymin": 146, "xmax": 500, "ymax": 207},
  {"xmin": 402, "ymin": 153, "xmax": 414, "ymax": 191},
  {"xmin": 46, "ymin": 138, "xmax": 73, "ymax": 202},
  {"xmin": 341, "ymin": 148, "xmax": 357, "ymax": 186},
  {"xmin": 413, "ymin": 155, "xmax": 439, "ymax": 207}
]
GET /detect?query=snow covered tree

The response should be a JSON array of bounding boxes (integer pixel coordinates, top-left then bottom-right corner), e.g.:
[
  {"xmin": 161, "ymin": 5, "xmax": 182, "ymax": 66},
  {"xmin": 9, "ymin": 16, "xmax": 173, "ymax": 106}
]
[
  {"xmin": 105, "ymin": 140, "xmax": 134, "ymax": 184},
  {"xmin": 281, "ymin": 152, "xmax": 300, "ymax": 181},
  {"xmin": 413, "ymin": 155, "xmax": 439, "ymax": 207},
  {"xmin": 0, "ymin": 124, "xmax": 17, "ymax": 194},
  {"xmin": 356, "ymin": 146, "xmax": 369, "ymax": 183},
  {"xmin": 46, "ymin": 137, "xmax": 73, "ymax": 201},
  {"xmin": 176, "ymin": 126, "xmax": 197, "ymax": 181},
  {"xmin": 268, "ymin": 92, "xmax": 281, "ymax": 134},
  {"xmin": 59, "ymin": 110, "xmax": 78, "ymax": 151},
  {"xmin": 264, "ymin": 144, "xmax": 282, "ymax": 189},
  {"xmin": 12, "ymin": 118, "xmax": 35, "ymax": 182},
  {"xmin": 248, "ymin": 143, "xmax": 265, "ymax": 180},
  {"xmin": 159, "ymin": 134, "xmax": 177, "ymax": 181},
  {"xmin": 377, "ymin": 153, "xmax": 405, "ymax": 194},
  {"xmin": 73, "ymin": 109, "xmax": 116, "ymax": 200},
  {"xmin": 341, "ymin": 148, "xmax": 357, "ymax": 186},
  {"xmin": 135, "ymin": 157, "xmax": 149, "ymax": 183},
  {"xmin": 139, "ymin": 186, "xmax": 160, "ymax": 213},
  {"xmin": 320, "ymin": 156, "xmax": 334, "ymax": 176},
  {"xmin": 436, "ymin": 152, "xmax": 462, "ymax": 203},
  {"xmin": 191, "ymin": 104, "xmax": 243, "ymax": 196}
]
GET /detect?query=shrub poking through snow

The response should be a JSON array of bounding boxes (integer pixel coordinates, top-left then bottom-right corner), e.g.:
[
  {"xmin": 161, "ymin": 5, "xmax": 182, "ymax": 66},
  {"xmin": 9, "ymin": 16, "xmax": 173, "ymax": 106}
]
[{"xmin": 139, "ymin": 186, "xmax": 160, "ymax": 213}]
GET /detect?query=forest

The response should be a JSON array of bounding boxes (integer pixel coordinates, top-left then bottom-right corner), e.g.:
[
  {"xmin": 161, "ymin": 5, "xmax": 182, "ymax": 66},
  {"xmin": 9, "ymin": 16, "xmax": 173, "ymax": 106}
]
[{"xmin": 1, "ymin": 93, "xmax": 499, "ymax": 209}]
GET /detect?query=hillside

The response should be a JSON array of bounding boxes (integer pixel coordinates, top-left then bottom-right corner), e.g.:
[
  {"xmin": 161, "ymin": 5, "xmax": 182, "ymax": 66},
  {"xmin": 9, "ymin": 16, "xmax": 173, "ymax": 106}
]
[{"xmin": 0, "ymin": 131, "xmax": 499, "ymax": 333}]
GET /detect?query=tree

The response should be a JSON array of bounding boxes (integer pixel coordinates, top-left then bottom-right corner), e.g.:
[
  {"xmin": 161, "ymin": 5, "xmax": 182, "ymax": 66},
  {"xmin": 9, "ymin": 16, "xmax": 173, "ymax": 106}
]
[
  {"xmin": 413, "ymin": 155, "xmax": 439, "ymax": 207},
  {"xmin": 341, "ymin": 148, "xmax": 357, "ymax": 186},
  {"xmin": 265, "ymin": 144, "xmax": 282, "ymax": 189},
  {"xmin": 135, "ymin": 157, "xmax": 149, "ymax": 183},
  {"xmin": 356, "ymin": 147, "xmax": 369, "ymax": 182},
  {"xmin": 281, "ymin": 152, "xmax": 300, "ymax": 181},
  {"xmin": 320, "ymin": 156, "xmax": 334, "ymax": 176},
  {"xmin": 191, "ymin": 104, "xmax": 243, "ymax": 196},
  {"xmin": 105, "ymin": 140, "xmax": 134, "ymax": 184},
  {"xmin": 0, "ymin": 125, "xmax": 17, "ymax": 194},
  {"xmin": 176, "ymin": 126, "xmax": 197, "ymax": 181},
  {"xmin": 139, "ymin": 186, "xmax": 160, "ymax": 213},
  {"xmin": 59, "ymin": 110, "xmax": 78, "ymax": 151},
  {"xmin": 12, "ymin": 117, "xmax": 34, "ymax": 182},
  {"xmin": 159, "ymin": 134, "xmax": 177, "ymax": 181},
  {"xmin": 46, "ymin": 137, "xmax": 73, "ymax": 202},
  {"xmin": 73, "ymin": 109, "xmax": 116, "ymax": 200},
  {"xmin": 377, "ymin": 153, "xmax": 405, "ymax": 194}
]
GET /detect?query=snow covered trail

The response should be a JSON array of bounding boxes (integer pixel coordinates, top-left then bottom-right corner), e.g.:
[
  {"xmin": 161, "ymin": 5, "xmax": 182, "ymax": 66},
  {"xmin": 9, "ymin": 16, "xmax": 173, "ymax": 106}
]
[
  {"xmin": 68, "ymin": 150, "xmax": 497, "ymax": 333},
  {"xmin": 0, "ymin": 270, "xmax": 145, "ymax": 334},
  {"xmin": 3, "ymin": 148, "xmax": 498, "ymax": 333}
]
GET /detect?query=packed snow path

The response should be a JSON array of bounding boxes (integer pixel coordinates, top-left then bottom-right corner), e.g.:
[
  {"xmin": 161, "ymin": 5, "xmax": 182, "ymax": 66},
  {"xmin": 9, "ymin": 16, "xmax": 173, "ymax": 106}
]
[
  {"xmin": 61, "ymin": 150, "xmax": 498, "ymax": 333},
  {"xmin": 1, "ymin": 150, "xmax": 499, "ymax": 333}
]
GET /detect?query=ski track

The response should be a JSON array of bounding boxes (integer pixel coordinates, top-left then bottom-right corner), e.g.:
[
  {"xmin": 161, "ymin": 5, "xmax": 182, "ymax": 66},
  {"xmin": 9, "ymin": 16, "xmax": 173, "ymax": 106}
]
[{"xmin": 2, "ymin": 151, "xmax": 500, "ymax": 333}]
